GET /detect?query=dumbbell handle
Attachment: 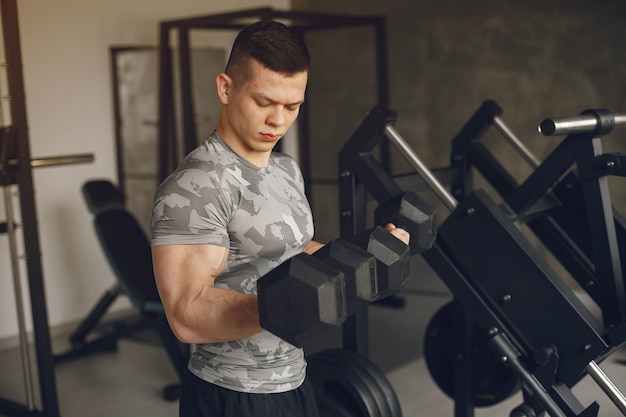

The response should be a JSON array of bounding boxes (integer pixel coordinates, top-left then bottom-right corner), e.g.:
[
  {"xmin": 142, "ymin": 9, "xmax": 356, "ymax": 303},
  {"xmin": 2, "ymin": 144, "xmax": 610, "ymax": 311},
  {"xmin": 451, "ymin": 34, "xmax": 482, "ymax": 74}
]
[{"xmin": 383, "ymin": 124, "xmax": 458, "ymax": 211}]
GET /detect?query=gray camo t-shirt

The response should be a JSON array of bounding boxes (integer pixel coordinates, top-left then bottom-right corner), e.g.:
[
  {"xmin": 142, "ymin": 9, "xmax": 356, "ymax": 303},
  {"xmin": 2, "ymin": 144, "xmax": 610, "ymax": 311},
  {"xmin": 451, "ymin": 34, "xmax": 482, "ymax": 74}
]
[{"xmin": 151, "ymin": 131, "xmax": 314, "ymax": 393}]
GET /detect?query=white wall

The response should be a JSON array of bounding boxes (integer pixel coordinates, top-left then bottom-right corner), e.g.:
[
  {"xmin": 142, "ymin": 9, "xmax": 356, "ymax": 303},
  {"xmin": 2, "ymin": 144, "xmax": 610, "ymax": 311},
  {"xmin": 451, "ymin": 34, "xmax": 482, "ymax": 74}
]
[{"xmin": 0, "ymin": 0, "xmax": 290, "ymax": 340}]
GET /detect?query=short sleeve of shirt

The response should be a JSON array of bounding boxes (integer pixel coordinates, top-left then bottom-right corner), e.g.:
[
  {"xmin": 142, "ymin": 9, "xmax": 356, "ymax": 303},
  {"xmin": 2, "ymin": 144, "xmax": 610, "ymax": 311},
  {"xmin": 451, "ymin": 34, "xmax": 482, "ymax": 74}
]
[{"xmin": 151, "ymin": 155, "xmax": 232, "ymax": 248}]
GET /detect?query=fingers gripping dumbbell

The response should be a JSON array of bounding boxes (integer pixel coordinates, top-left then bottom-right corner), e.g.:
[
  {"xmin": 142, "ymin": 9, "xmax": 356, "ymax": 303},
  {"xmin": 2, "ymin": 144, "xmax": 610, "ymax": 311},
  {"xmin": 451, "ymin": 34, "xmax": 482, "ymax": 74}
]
[
  {"xmin": 349, "ymin": 190, "xmax": 437, "ymax": 298},
  {"xmin": 257, "ymin": 190, "xmax": 437, "ymax": 347},
  {"xmin": 374, "ymin": 190, "xmax": 437, "ymax": 256}
]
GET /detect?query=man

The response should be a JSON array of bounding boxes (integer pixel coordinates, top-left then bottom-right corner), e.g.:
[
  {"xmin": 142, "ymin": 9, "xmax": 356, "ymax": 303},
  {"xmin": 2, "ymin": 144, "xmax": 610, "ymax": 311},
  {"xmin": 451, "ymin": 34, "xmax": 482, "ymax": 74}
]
[{"xmin": 151, "ymin": 21, "xmax": 409, "ymax": 417}]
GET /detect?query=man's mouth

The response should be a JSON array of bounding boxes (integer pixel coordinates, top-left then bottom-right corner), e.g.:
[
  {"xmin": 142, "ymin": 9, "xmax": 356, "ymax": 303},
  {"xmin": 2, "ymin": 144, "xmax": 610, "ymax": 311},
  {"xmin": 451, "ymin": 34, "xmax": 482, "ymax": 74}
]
[{"xmin": 261, "ymin": 133, "xmax": 281, "ymax": 141}]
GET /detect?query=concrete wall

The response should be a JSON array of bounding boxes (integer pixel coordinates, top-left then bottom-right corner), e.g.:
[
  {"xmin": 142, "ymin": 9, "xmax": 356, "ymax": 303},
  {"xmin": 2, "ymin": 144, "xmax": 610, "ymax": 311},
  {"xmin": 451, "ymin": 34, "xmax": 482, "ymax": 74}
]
[
  {"xmin": 0, "ymin": 0, "xmax": 290, "ymax": 341},
  {"xmin": 293, "ymin": 0, "xmax": 626, "ymax": 243}
]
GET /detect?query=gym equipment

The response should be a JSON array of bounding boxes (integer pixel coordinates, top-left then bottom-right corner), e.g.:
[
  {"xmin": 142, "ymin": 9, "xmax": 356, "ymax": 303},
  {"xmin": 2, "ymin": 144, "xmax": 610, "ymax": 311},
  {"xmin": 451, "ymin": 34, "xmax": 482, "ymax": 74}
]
[
  {"xmin": 341, "ymin": 103, "xmax": 626, "ymax": 417},
  {"xmin": 374, "ymin": 190, "xmax": 437, "ymax": 256},
  {"xmin": 54, "ymin": 179, "xmax": 189, "ymax": 401},
  {"xmin": 424, "ymin": 108, "xmax": 626, "ymax": 415},
  {"xmin": 259, "ymin": 251, "xmax": 349, "ymax": 347},
  {"xmin": 449, "ymin": 102, "xmax": 626, "ymax": 329},
  {"xmin": 348, "ymin": 225, "xmax": 410, "ymax": 299},
  {"xmin": 312, "ymin": 238, "xmax": 379, "ymax": 320},
  {"xmin": 424, "ymin": 301, "xmax": 520, "ymax": 407},
  {"xmin": 441, "ymin": 102, "xmax": 626, "ymax": 416},
  {"xmin": 258, "ymin": 190, "xmax": 434, "ymax": 347},
  {"xmin": 0, "ymin": 2, "xmax": 94, "ymax": 415},
  {"xmin": 307, "ymin": 348, "xmax": 403, "ymax": 417}
]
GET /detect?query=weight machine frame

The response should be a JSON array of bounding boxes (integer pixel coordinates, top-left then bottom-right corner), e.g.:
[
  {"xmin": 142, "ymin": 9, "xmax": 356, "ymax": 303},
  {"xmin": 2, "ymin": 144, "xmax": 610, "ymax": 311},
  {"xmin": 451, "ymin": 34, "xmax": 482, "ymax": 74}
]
[
  {"xmin": 449, "ymin": 100, "xmax": 626, "ymax": 331},
  {"xmin": 338, "ymin": 103, "xmax": 626, "ymax": 416},
  {"xmin": 156, "ymin": 6, "xmax": 391, "ymax": 200},
  {"xmin": 0, "ymin": 1, "xmax": 60, "ymax": 415},
  {"xmin": 0, "ymin": 2, "xmax": 94, "ymax": 415},
  {"xmin": 338, "ymin": 105, "xmax": 455, "ymax": 356}
]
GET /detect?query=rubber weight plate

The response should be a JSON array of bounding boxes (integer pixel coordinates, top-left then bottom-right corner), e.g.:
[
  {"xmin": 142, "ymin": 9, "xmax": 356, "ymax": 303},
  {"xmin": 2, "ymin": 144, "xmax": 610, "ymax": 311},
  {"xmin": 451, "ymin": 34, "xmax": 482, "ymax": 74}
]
[
  {"xmin": 307, "ymin": 349, "xmax": 402, "ymax": 417},
  {"xmin": 309, "ymin": 353, "xmax": 381, "ymax": 417},
  {"xmin": 334, "ymin": 349, "xmax": 402, "ymax": 417},
  {"xmin": 423, "ymin": 301, "xmax": 520, "ymax": 407}
]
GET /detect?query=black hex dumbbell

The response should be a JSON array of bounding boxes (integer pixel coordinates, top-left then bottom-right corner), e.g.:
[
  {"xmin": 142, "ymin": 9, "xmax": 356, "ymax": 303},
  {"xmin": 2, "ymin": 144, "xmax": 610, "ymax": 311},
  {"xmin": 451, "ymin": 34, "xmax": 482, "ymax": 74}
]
[
  {"xmin": 348, "ymin": 190, "xmax": 436, "ymax": 298},
  {"xmin": 312, "ymin": 238, "xmax": 378, "ymax": 314},
  {"xmin": 258, "ymin": 190, "xmax": 437, "ymax": 347},
  {"xmin": 257, "ymin": 231, "xmax": 408, "ymax": 347},
  {"xmin": 258, "ymin": 237, "xmax": 381, "ymax": 347},
  {"xmin": 348, "ymin": 225, "xmax": 410, "ymax": 300},
  {"xmin": 258, "ymin": 253, "xmax": 348, "ymax": 347},
  {"xmin": 374, "ymin": 190, "xmax": 437, "ymax": 256}
]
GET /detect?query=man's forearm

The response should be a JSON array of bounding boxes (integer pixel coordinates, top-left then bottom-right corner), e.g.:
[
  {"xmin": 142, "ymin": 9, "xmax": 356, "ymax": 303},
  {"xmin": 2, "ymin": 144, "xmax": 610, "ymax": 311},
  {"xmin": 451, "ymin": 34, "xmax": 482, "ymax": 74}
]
[{"xmin": 168, "ymin": 286, "xmax": 263, "ymax": 344}]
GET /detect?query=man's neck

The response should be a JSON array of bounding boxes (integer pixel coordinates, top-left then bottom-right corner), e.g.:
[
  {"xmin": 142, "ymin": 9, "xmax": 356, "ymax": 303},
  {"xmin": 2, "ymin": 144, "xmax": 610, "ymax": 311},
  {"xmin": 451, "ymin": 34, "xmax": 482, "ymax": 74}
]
[{"xmin": 216, "ymin": 127, "xmax": 271, "ymax": 168}]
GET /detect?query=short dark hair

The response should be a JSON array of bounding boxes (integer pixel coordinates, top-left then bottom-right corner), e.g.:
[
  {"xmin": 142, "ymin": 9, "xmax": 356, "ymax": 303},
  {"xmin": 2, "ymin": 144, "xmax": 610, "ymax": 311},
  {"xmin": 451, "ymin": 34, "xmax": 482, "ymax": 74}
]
[{"xmin": 225, "ymin": 21, "xmax": 310, "ymax": 84}]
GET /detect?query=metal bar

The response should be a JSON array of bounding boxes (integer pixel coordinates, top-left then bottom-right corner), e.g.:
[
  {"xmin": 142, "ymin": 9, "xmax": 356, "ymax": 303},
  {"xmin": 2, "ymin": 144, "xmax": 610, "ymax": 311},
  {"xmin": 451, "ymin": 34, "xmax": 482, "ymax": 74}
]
[
  {"xmin": 375, "ymin": 18, "xmax": 391, "ymax": 172},
  {"xmin": 488, "ymin": 332, "xmax": 567, "ymax": 417},
  {"xmin": 586, "ymin": 360, "xmax": 626, "ymax": 416},
  {"xmin": 8, "ymin": 153, "xmax": 94, "ymax": 168},
  {"xmin": 157, "ymin": 23, "xmax": 176, "ymax": 182},
  {"xmin": 3, "ymin": 186, "xmax": 35, "ymax": 410},
  {"xmin": 109, "ymin": 47, "xmax": 125, "ymax": 195},
  {"xmin": 177, "ymin": 27, "xmax": 196, "ymax": 155},
  {"xmin": 338, "ymin": 156, "xmax": 369, "ymax": 357},
  {"xmin": 383, "ymin": 124, "xmax": 458, "ymax": 211},
  {"xmin": 580, "ymin": 138, "xmax": 626, "ymax": 326},
  {"xmin": 492, "ymin": 116, "xmax": 541, "ymax": 168},
  {"xmin": 539, "ymin": 113, "xmax": 626, "ymax": 137}
]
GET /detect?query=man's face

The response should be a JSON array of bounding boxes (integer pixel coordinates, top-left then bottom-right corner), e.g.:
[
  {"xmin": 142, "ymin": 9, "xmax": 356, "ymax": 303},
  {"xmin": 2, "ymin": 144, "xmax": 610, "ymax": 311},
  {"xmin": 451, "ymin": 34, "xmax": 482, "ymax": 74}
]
[{"xmin": 218, "ymin": 59, "xmax": 308, "ymax": 164}]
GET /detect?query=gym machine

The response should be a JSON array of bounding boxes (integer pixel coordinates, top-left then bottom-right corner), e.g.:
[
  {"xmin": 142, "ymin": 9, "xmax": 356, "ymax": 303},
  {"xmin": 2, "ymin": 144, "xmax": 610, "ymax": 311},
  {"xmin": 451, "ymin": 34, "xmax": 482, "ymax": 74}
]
[
  {"xmin": 340, "ymin": 103, "xmax": 626, "ymax": 417},
  {"xmin": 0, "ymin": 2, "xmax": 93, "ymax": 416},
  {"xmin": 429, "ymin": 101, "xmax": 626, "ymax": 416}
]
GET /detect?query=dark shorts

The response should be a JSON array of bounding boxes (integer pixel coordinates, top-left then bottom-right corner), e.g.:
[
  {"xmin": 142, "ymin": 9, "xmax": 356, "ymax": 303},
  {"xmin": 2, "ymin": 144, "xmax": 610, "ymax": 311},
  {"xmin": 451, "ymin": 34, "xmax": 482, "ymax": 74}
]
[{"xmin": 179, "ymin": 370, "xmax": 320, "ymax": 417}]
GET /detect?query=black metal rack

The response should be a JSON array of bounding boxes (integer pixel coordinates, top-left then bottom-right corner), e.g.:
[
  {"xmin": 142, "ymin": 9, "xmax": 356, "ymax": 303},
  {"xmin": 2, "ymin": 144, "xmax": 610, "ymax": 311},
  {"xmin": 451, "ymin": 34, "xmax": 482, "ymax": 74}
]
[
  {"xmin": 156, "ymin": 7, "xmax": 390, "ymax": 198},
  {"xmin": 0, "ymin": 2, "xmax": 94, "ymax": 415},
  {"xmin": 0, "ymin": 1, "xmax": 60, "ymax": 415}
]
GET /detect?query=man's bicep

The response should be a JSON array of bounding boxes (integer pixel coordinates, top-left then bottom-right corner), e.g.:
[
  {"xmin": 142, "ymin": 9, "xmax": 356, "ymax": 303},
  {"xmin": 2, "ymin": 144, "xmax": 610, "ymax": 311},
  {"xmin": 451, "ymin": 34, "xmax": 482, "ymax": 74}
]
[{"xmin": 152, "ymin": 244, "xmax": 229, "ymax": 303}]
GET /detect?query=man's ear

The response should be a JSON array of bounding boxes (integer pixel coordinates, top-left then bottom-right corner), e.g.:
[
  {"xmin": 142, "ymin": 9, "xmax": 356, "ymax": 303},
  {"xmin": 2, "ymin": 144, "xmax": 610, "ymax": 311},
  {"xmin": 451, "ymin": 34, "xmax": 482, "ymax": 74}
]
[{"xmin": 216, "ymin": 73, "xmax": 232, "ymax": 105}]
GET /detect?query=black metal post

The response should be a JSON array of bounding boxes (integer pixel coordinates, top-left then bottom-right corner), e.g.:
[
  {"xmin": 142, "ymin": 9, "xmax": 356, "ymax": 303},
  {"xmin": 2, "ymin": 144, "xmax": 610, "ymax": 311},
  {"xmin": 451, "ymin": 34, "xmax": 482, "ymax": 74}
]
[{"xmin": 1, "ymin": 1, "xmax": 61, "ymax": 415}]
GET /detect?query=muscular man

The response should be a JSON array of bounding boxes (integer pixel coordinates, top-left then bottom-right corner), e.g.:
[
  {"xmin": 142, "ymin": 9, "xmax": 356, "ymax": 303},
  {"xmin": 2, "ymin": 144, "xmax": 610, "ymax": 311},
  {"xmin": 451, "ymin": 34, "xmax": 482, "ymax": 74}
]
[{"xmin": 151, "ymin": 20, "xmax": 409, "ymax": 417}]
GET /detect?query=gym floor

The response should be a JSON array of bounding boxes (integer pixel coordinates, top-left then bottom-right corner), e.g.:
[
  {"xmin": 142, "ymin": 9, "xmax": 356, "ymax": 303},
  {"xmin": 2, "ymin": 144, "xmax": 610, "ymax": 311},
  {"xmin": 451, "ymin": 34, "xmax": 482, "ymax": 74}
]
[{"xmin": 1, "ymin": 256, "xmax": 626, "ymax": 417}]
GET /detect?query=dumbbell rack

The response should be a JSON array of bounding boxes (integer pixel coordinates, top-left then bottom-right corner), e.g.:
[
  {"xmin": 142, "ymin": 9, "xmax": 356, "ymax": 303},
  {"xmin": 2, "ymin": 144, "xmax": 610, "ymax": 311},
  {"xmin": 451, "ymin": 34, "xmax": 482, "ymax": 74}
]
[
  {"xmin": 340, "ymin": 103, "xmax": 626, "ymax": 417},
  {"xmin": 0, "ymin": 2, "xmax": 93, "ymax": 416}
]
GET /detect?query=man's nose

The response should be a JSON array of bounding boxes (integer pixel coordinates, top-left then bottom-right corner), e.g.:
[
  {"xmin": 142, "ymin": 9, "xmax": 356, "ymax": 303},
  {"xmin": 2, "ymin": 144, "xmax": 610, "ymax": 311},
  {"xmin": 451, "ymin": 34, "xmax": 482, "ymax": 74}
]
[{"xmin": 267, "ymin": 106, "xmax": 286, "ymax": 127}]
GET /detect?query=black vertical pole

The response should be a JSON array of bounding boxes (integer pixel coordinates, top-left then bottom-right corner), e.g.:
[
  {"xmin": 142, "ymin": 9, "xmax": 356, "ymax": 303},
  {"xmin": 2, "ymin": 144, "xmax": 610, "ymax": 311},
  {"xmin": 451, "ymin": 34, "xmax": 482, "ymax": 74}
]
[
  {"xmin": 1, "ymin": 1, "xmax": 61, "ymax": 416},
  {"xmin": 295, "ymin": 28, "xmax": 311, "ymax": 201},
  {"xmin": 109, "ymin": 48, "xmax": 125, "ymax": 194},
  {"xmin": 158, "ymin": 23, "xmax": 176, "ymax": 182},
  {"xmin": 374, "ymin": 17, "xmax": 391, "ymax": 173},
  {"xmin": 338, "ymin": 170, "xmax": 369, "ymax": 356},
  {"xmin": 178, "ymin": 26, "xmax": 197, "ymax": 155}
]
